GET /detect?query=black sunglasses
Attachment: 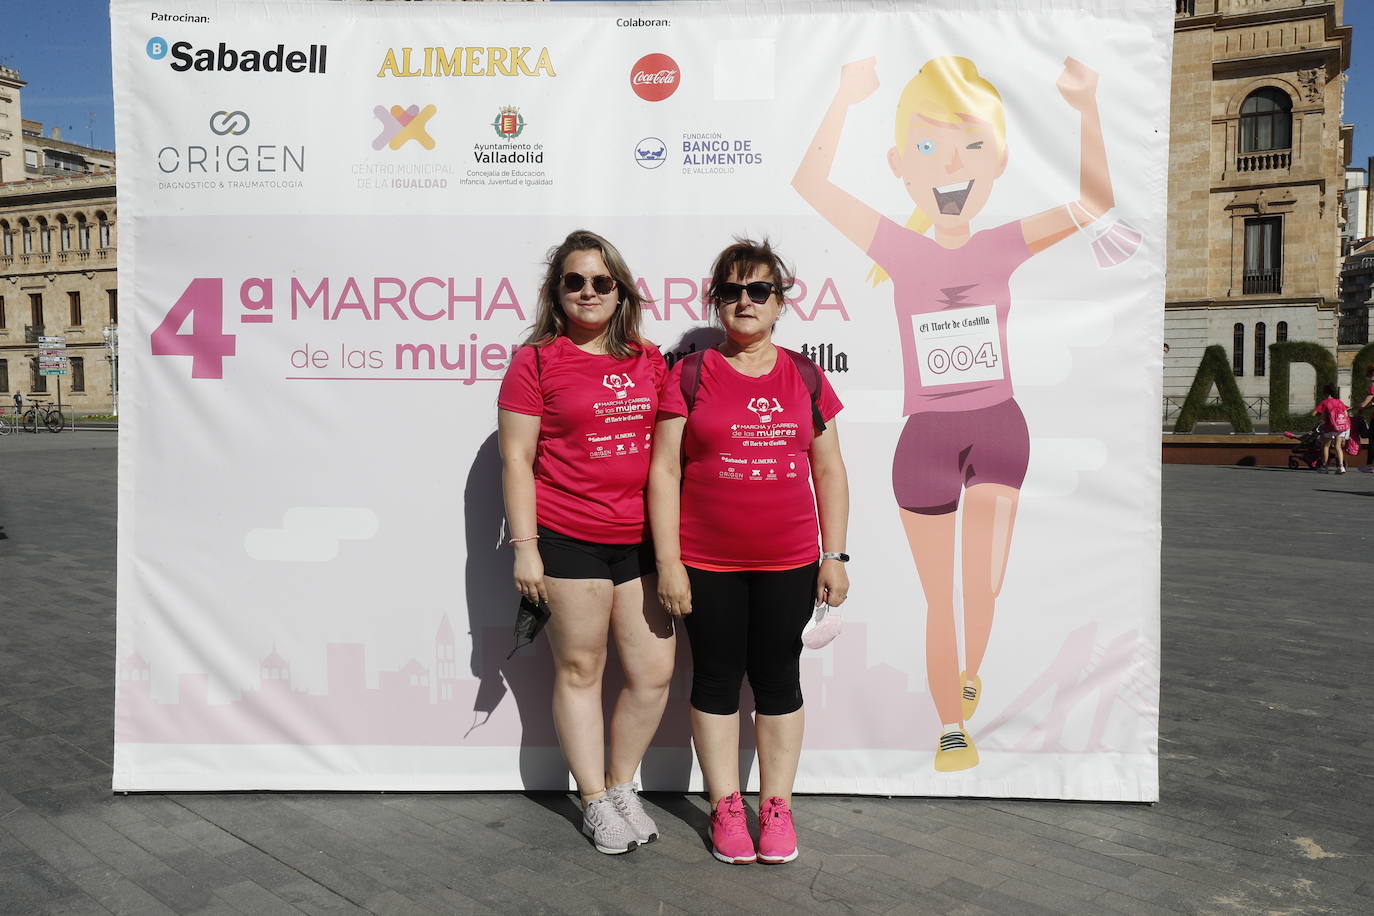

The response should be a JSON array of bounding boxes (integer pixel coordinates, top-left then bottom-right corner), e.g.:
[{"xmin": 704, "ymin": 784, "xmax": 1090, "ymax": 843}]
[
  {"xmin": 562, "ymin": 272, "xmax": 617, "ymax": 296},
  {"xmin": 713, "ymin": 281, "xmax": 779, "ymax": 305}
]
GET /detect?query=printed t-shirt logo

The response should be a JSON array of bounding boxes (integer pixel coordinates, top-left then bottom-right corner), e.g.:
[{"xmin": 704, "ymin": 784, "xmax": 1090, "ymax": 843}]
[
  {"xmin": 631, "ymin": 53, "xmax": 679, "ymax": 101},
  {"xmin": 602, "ymin": 373, "xmax": 636, "ymax": 399},
  {"xmin": 747, "ymin": 397, "xmax": 783, "ymax": 423}
]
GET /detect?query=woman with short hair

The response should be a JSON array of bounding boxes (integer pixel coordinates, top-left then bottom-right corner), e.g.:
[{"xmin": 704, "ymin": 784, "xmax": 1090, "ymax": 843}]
[{"xmin": 650, "ymin": 238, "xmax": 850, "ymax": 865}]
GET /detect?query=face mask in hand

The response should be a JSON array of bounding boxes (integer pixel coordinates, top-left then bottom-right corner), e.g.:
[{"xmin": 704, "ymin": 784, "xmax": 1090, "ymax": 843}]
[
  {"xmin": 801, "ymin": 603, "xmax": 843, "ymax": 649},
  {"xmin": 1067, "ymin": 201, "xmax": 1142, "ymax": 269}
]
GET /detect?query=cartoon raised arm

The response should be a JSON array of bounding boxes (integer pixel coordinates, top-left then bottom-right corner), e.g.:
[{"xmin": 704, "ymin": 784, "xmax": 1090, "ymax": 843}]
[
  {"xmin": 791, "ymin": 57, "xmax": 884, "ymax": 253},
  {"xmin": 1018, "ymin": 57, "xmax": 1115, "ymax": 254}
]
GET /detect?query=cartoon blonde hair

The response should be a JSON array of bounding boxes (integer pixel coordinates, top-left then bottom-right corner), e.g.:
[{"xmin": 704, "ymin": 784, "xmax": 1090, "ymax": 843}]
[{"xmin": 869, "ymin": 57, "xmax": 1007, "ymax": 286}]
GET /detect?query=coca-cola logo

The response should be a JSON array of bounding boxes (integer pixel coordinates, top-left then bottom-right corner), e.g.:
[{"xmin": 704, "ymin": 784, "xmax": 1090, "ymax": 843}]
[{"xmin": 630, "ymin": 53, "xmax": 680, "ymax": 102}]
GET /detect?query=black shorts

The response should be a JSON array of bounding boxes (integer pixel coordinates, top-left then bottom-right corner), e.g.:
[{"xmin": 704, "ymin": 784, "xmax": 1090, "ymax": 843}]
[{"xmin": 536, "ymin": 525, "xmax": 653, "ymax": 586}]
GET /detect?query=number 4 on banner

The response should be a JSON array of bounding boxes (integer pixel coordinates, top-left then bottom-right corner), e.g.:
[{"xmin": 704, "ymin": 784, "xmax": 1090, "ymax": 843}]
[{"xmin": 150, "ymin": 278, "xmax": 237, "ymax": 379}]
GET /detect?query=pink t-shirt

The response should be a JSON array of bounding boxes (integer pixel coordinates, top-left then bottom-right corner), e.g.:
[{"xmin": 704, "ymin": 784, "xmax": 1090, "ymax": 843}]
[
  {"xmin": 498, "ymin": 336, "xmax": 666, "ymax": 543},
  {"xmin": 659, "ymin": 348, "xmax": 843, "ymax": 571},
  {"xmin": 867, "ymin": 217, "xmax": 1034, "ymax": 415},
  {"xmin": 1315, "ymin": 397, "xmax": 1350, "ymax": 433}
]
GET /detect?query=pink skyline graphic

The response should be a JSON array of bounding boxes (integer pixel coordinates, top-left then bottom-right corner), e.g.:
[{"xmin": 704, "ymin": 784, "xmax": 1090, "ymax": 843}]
[{"xmin": 116, "ymin": 616, "xmax": 1154, "ymax": 755}]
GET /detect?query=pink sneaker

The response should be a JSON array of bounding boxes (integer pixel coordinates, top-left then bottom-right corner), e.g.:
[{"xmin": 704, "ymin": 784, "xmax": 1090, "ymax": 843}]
[
  {"xmin": 709, "ymin": 792, "xmax": 756, "ymax": 864},
  {"xmin": 757, "ymin": 796, "xmax": 798, "ymax": 864}
]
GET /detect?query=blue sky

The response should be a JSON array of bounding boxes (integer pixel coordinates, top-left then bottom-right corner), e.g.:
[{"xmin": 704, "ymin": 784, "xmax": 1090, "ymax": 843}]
[{"xmin": 2, "ymin": 1, "xmax": 1371, "ymax": 167}]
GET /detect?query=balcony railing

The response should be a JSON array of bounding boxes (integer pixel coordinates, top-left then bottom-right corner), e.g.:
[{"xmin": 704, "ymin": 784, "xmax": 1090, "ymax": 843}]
[
  {"xmin": 1236, "ymin": 150, "xmax": 1291, "ymax": 172},
  {"xmin": 1243, "ymin": 268, "xmax": 1281, "ymax": 295},
  {"xmin": 1338, "ymin": 308, "xmax": 1370, "ymax": 346}
]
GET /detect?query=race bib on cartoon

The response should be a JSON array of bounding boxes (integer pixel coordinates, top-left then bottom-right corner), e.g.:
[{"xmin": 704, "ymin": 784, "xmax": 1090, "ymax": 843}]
[{"xmin": 911, "ymin": 304, "xmax": 1005, "ymax": 388}]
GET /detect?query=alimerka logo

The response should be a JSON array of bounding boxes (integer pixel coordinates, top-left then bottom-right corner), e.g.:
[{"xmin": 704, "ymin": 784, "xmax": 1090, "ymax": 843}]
[
  {"xmin": 373, "ymin": 104, "xmax": 438, "ymax": 151},
  {"xmin": 377, "ymin": 47, "xmax": 556, "ymax": 78},
  {"xmin": 146, "ymin": 36, "xmax": 327, "ymax": 73}
]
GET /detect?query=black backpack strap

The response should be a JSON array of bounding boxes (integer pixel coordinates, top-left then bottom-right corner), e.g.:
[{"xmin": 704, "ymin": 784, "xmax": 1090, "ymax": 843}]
[
  {"xmin": 678, "ymin": 350, "xmax": 706, "ymax": 414},
  {"xmin": 780, "ymin": 347, "xmax": 827, "ymax": 434}
]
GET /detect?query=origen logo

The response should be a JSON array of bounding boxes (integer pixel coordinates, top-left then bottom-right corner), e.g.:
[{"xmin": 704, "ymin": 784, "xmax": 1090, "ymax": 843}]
[
  {"xmin": 372, "ymin": 104, "xmax": 438, "ymax": 151},
  {"xmin": 209, "ymin": 111, "xmax": 250, "ymax": 136},
  {"xmin": 630, "ymin": 53, "xmax": 679, "ymax": 102}
]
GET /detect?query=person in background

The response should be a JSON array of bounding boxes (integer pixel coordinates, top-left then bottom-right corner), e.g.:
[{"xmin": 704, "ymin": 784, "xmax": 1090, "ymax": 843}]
[
  {"xmin": 497, "ymin": 229, "xmax": 675, "ymax": 855},
  {"xmin": 650, "ymin": 238, "xmax": 849, "ymax": 866},
  {"xmin": 1357, "ymin": 366, "xmax": 1374, "ymax": 472},
  {"xmin": 1311, "ymin": 383, "xmax": 1351, "ymax": 474}
]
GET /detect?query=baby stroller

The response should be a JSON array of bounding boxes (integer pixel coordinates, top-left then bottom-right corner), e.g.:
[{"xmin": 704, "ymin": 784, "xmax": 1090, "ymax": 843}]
[{"xmin": 1283, "ymin": 425, "xmax": 1324, "ymax": 469}]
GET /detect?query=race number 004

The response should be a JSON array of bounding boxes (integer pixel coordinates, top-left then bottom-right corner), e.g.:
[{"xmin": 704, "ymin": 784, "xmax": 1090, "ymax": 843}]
[{"xmin": 926, "ymin": 342, "xmax": 998, "ymax": 375}]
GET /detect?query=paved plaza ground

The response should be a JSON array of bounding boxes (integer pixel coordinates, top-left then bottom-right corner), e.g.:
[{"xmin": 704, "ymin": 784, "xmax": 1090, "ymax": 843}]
[{"xmin": 1, "ymin": 433, "xmax": 1371, "ymax": 915}]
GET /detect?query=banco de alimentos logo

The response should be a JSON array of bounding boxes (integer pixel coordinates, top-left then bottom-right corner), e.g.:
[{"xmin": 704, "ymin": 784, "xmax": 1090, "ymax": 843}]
[
  {"xmin": 373, "ymin": 104, "xmax": 438, "ymax": 151},
  {"xmin": 146, "ymin": 36, "xmax": 327, "ymax": 74}
]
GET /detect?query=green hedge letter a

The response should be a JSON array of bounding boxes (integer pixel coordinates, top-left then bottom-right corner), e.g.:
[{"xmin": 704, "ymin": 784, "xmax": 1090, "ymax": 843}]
[{"xmin": 1174, "ymin": 345, "xmax": 1253, "ymax": 434}]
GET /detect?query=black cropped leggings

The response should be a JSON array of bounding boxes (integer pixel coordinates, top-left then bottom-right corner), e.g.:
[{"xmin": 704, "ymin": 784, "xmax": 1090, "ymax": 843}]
[{"xmin": 682, "ymin": 562, "xmax": 819, "ymax": 716}]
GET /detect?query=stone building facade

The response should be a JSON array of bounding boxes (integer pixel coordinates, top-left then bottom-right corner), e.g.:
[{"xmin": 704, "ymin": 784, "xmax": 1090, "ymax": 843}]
[
  {"xmin": 1165, "ymin": 0, "xmax": 1353, "ymax": 404},
  {"xmin": 0, "ymin": 174, "xmax": 118, "ymax": 414}
]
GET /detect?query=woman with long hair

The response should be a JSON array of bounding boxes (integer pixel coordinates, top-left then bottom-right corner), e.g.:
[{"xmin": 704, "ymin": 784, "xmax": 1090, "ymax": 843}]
[{"xmin": 498, "ymin": 229, "xmax": 674, "ymax": 853}]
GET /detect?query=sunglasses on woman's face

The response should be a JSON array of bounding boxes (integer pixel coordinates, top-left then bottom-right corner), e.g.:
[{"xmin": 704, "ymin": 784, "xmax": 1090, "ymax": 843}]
[
  {"xmin": 713, "ymin": 281, "xmax": 778, "ymax": 305},
  {"xmin": 562, "ymin": 272, "xmax": 617, "ymax": 296}
]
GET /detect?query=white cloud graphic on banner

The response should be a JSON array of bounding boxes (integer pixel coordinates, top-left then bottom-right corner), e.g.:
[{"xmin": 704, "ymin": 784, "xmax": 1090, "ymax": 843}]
[
  {"xmin": 244, "ymin": 508, "xmax": 380, "ymax": 562},
  {"xmin": 1025, "ymin": 438, "xmax": 1108, "ymax": 497}
]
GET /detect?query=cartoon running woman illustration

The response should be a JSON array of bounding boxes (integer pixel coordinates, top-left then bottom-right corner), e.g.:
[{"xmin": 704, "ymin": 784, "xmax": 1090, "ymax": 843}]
[{"xmin": 793, "ymin": 55, "xmax": 1116, "ymax": 771}]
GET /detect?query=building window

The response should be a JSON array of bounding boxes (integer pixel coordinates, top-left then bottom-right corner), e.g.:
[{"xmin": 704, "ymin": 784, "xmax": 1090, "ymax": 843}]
[
  {"xmin": 1254, "ymin": 323, "xmax": 1266, "ymax": 376},
  {"xmin": 1233, "ymin": 323, "xmax": 1245, "ymax": 377},
  {"xmin": 69, "ymin": 291, "xmax": 82, "ymax": 327},
  {"xmin": 1243, "ymin": 217, "xmax": 1282, "ymax": 294},
  {"xmin": 29, "ymin": 293, "xmax": 42, "ymax": 329},
  {"xmin": 0, "ymin": 359, "xmax": 7, "ymax": 393},
  {"xmin": 0, "ymin": 220, "xmax": 11, "ymax": 257},
  {"xmin": 20, "ymin": 219, "xmax": 32, "ymax": 254},
  {"xmin": 77, "ymin": 214, "xmax": 90, "ymax": 251},
  {"xmin": 70, "ymin": 357, "xmax": 85, "ymax": 392},
  {"xmin": 107, "ymin": 289, "xmax": 118, "ymax": 323},
  {"xmin": 1239, "ymin": 88, "xmax": 1292, "ymax": 153},
  {"xmin": 1277, "ymin": 321, "xmax": 1288, "ymax": 342},
  {"xmin": 97, "ymin": 213, "xmax": 111, "ymax": 249},
  {"xmin": 0, "ymin": 295, "xmax": 6, "ymax": 330},
  {"xmin": 37, "ymin": 218, "xmax": 50, "ymax": 254},
  {"xmin": 59, "ymin": 215, "xmax": 71, "ymax": 251},
  {"xmin": 30, "ymin": 358, "xmax": 46, "ymax": 394}
]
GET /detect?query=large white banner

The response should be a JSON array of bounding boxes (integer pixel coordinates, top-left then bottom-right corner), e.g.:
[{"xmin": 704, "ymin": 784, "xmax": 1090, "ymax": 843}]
[{"xmin": 112, "ymin": 0, "xmax": 1170, "ymax": 798}]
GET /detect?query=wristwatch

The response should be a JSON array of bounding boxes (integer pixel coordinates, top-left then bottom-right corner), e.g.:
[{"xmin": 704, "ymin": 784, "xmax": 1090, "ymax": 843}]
[{"xmin": 821, "ymin": 552, "xmax": 850, "ymax": 562}]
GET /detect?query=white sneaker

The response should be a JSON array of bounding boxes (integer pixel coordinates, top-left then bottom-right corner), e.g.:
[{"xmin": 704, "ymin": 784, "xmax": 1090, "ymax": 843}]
[
  {"xmin": 581, "ymin": 796, "xmax": 638, "ymax": 855},
  {"xmin": 605, "ymin": 781, "xmax": 658, "ymax": 844}
]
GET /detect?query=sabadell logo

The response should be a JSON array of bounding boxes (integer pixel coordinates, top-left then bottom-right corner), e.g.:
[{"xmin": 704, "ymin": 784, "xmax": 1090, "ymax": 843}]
[
  {"xmin": 145, "ymin": 36, "xmax": 327, "ymax": 74},
  {"xmin": 630, "ymin": 53, "xmax": 679, "ymax": 102}
]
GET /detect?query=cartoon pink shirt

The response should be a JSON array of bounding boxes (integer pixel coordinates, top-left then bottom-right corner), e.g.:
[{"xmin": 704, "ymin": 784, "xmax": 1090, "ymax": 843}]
[
  {"xmin": 867, "ymin": 217, "xmax": 1034, "ymax": 415},
  {"xmin": 499, "ymin": 336, "xmax": 666, "ymax": 543},
  {"xmin": 659, "ymin": 349, "xmax": 843, "ymax": 571}
]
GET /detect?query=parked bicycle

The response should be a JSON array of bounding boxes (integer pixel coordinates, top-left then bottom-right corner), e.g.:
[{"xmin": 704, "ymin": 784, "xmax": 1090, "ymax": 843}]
[
  {"xmin": 0, "ymin": 409, "xmax": 12, "ymax": 436},
  {"xmin": 22, "ymin": 401, "xmax": 64, "ymax": 434}
]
